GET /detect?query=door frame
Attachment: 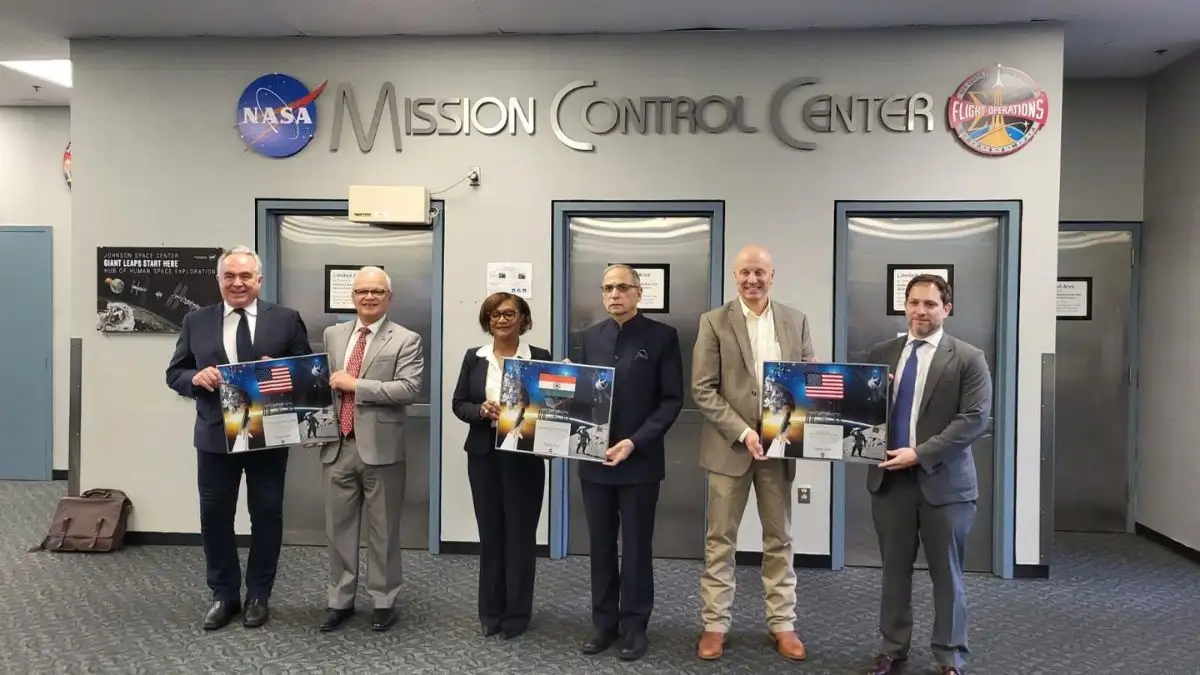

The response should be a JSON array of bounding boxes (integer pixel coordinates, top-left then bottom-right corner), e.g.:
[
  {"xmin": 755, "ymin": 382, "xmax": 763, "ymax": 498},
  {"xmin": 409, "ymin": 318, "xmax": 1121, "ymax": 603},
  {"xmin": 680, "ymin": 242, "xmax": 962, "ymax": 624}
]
[
  {"xmin": 550, "ymin": 200, "xmax": 726, "ymax": 560},
  {"xmin": 1057, "ymin": 220, "xmax": 1142, "ymax": 534},
  {"xmin": 0, "ymin": 225, "xmax": 54, "ymax": 481},
  {"xmin": 254, "ymin": 198, "xmax": 446, "ymax": 553},
  {"xmin": 832, "ymin": 200, "xmax": 1021, "ymax": 579}
]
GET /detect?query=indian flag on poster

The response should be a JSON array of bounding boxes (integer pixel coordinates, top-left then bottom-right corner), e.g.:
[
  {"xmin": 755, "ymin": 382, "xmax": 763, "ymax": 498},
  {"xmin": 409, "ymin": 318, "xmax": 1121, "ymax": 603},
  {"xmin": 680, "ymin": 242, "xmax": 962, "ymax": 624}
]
[{"xmin": 538, "ymin": 372, "xmax": 576, "ymax": 396}]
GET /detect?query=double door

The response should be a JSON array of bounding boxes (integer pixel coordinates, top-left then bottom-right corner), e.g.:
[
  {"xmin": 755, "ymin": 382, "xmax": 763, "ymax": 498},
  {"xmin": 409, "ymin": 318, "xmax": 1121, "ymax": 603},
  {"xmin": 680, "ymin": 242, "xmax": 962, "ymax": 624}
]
[
  {"xmin": 557, "ymin": 205, "xmax": 723, "ymax": 560},
  {"xmin": 838, "ymin": 207, "xmax": 1018, "ymax": 574},
  {"xmin": 266, "ymin": 210, "xmax": 439, "ymax": 550}
]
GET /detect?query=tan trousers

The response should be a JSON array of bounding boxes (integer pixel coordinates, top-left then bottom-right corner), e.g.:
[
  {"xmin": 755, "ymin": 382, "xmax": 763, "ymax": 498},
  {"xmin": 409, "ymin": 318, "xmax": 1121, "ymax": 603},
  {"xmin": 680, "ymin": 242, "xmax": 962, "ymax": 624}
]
[{"xmin": 700, "ymin": 459, "xmax": 796, "ymax": 633}]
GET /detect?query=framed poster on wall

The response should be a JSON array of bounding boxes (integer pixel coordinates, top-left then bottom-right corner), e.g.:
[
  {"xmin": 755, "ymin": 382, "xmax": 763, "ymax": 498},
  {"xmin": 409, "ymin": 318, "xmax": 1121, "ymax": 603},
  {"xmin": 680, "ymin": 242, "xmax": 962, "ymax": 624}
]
[
  {"xmin": 886, "ymin": 264, "xmax": 955, "ymax": 316},
  {"xmin": 96, "ymin": 246, "xmax": 223, "ymax": 333},
  {"xmin": 1056, "ymin": 276, "xmax": 1092, "ymax": 320},
  {"xmin": 608, "ymin": 262, "xmax": 670, "ymax": 314},
  {"xmin": 324, "ymin": 264, "xmax": 384, "ymax": 314}
]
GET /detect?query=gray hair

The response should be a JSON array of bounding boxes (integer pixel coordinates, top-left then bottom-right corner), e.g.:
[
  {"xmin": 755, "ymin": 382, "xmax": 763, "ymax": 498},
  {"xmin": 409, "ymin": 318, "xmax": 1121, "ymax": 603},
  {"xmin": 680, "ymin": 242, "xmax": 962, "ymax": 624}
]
[
  {"xmin": 355, "ymin": 265, "xmax": 392, "ymax": 291},
  {"xmin": 217, "ymin": 245, "xmax": 263, "ymax": 276},
  {"xmin": 602, "ymin": 263, "xmax": 641, "ymax": 287}
]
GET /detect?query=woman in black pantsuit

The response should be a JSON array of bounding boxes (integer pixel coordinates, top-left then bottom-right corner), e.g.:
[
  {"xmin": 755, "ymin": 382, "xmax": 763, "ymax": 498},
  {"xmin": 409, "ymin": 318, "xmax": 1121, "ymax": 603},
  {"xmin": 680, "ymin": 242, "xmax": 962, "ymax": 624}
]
[{"xmin": 451, "ymin": 292, "xmax": 549, "ymax": 639}]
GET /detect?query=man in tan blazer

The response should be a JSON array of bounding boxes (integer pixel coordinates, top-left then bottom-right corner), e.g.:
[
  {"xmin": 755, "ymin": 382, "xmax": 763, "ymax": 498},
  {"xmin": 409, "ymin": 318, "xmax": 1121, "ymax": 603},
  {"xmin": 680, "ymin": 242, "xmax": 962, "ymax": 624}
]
[
  {"xmin": 692, "ymin": 245, "xmax": 815, "ymax": 662},
  {"xmin": 316, "ymin": 266, "xmax": 424, "ymax": 634}
]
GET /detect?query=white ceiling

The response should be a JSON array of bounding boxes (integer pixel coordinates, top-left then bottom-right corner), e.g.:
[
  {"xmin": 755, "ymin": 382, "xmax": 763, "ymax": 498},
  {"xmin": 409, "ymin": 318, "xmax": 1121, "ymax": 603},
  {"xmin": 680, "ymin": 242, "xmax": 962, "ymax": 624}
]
[{"xmin": 1, "ymin": 0, "xmax": 1197, "ymax": 106}]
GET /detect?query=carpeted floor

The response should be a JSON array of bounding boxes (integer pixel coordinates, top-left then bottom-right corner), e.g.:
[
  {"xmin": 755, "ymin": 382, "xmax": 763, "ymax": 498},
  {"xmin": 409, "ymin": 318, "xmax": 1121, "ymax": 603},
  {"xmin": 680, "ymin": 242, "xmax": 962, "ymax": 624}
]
[{"xmin": 1, "ymin": 480, "xmax": 1197, "ymax": 674}]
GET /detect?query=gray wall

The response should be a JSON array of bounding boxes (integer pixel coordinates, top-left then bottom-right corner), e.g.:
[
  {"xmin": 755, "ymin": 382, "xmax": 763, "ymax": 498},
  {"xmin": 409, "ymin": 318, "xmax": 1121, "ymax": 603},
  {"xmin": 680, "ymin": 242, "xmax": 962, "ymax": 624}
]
[
  {"xmin": 1140, "ymin": 50, "xmax": 1200, "ymax": 551},
  {"xmin": 0, "ymin": 106, "xmax": 71, "ymax": 472},
  {"xmin": 1060, "ymin": 79, "xmax": 1146, "ymax": 222},
  {"xmin": 68, "ymin": 27, "xmax": 1065, "ymax": 562}
]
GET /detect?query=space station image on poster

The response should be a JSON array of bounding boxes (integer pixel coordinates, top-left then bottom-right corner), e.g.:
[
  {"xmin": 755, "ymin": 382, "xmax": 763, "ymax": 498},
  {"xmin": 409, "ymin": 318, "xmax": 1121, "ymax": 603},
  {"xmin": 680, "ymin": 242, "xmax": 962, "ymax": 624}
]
[
  {"xmin": 759, "ymin": 360, "xmax": 891, "ymax": 463},
  {"xmin": 494, "ymin": 358, "xmax": 615, "ymax": 462},
  {"xmin": 217, "ymin": 353, "xmax": 339, "ymax": 453},
  {"xmin": 96, "ymin": 247, "xmax": 224, "ymax": 333}
]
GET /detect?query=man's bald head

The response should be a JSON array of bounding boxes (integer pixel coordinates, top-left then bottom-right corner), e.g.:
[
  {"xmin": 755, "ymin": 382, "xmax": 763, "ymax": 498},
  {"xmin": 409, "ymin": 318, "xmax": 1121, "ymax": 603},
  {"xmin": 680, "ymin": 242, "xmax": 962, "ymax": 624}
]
[
  {"xmin": 732, "ymin": 244, "xmax": 775, "ymax": 308},
  {"xmin": 733, "ymin": 245, "xmax": 774, "ymax": 272}
]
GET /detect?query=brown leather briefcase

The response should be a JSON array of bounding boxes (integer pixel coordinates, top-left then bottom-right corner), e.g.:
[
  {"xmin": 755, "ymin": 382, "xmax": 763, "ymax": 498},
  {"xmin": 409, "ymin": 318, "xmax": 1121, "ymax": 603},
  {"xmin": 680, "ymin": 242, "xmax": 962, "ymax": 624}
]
[{"xmin": 29, "ymin": 488, "xmax": 134, "ymax": 553}]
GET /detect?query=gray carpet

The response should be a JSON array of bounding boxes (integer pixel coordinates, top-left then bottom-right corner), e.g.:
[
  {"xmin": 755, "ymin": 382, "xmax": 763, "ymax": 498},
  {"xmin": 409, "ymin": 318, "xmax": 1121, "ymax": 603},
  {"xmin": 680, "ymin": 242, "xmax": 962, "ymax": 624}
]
[{"xmin": 1, "ymin": 481, "xmax": 1197, "ymax": 674}]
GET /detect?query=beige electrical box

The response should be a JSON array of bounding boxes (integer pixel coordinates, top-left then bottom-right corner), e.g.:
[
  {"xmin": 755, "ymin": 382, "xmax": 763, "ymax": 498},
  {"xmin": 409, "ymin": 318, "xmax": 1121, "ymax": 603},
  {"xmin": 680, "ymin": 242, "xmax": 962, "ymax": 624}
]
[{"xmin": 348, "ymin": 185, "xmax": 431, "ymax": 225}]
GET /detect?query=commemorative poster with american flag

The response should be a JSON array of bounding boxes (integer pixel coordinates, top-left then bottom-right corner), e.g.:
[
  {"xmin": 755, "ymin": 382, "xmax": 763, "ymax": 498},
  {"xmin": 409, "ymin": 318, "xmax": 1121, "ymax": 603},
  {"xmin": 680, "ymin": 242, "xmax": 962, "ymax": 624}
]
[
  {"xmin": 495, "ymin": 358, "xmax": 615, "ymax": 462},
  {"xmin": 217, "ymin": 353, "xmax": 338, "ymax": 453},
  {"xmin": 759, "ymin": 360, "xmax": 891, "ymax": 463}
]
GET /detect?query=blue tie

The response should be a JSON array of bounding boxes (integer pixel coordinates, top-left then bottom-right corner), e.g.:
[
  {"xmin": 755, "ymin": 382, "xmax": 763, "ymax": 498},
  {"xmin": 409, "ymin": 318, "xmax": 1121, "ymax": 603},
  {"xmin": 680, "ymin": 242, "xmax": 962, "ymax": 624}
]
[{"xmin": 889, "ymin": 340, "xmax": 925, "ymax": 450}]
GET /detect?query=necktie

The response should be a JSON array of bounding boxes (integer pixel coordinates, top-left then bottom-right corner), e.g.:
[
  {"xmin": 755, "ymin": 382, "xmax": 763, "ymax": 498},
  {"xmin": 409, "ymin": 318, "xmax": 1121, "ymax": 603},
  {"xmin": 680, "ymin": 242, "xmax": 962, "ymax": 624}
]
[
  {"xmin": 234, "ymin": 308, "xmax": 255, "ymax": 362},
  {"xmin": 889, "ymin": 339, "xmax": 925, "ymax": 450},
  {"xmin": 339, "ymin": 327, "xmax": 371, "ymax": 437}
]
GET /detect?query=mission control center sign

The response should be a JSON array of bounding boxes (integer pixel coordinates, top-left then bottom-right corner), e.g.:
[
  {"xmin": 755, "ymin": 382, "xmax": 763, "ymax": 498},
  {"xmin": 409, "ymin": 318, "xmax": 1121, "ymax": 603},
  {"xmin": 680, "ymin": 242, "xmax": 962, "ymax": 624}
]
[{"xmin": 235, "ymin": 65, "xmax": 1047, "ymax": 159}]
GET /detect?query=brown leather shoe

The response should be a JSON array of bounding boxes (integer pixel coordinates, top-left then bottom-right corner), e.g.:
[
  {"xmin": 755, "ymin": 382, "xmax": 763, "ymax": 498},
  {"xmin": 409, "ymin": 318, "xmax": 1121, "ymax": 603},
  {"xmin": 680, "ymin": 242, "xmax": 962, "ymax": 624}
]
[
  {"xmin": 770, "ymin": 630, "xmax": 807, "ymax": 660},
  {"xmin": 697, "ymin": 631, "xmax": 725, "ymax": 660},
  {"xmin": 866, "ymin": 654, "xmax": 907, "ymax": 674}
]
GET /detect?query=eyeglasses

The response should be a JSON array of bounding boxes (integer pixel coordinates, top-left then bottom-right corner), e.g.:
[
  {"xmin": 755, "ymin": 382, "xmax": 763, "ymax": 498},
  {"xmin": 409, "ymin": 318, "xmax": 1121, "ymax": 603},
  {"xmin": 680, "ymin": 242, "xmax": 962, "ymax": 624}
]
[
  {"xmin": 602, "ymin": 283, "xmax": 639, "ymax": 294},
  {"xmin": 490, "ymin": 310, "xmax": 518, "ymax": 322},
  {"xmin": 352, "ymin": 288, "xmax": 388, "ymax": 297}
]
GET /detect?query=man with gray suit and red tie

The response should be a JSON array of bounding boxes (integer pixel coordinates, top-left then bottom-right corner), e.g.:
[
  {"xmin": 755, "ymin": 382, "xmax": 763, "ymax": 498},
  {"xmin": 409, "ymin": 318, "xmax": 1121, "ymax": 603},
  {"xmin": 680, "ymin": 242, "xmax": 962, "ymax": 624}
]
[
  {"xmin": 863, "ymin": 273, "xmax": 992, "ymax": 675},
  {"xmin": 316, "ymin": 266, "xmax": 424, "ymax": 634}
]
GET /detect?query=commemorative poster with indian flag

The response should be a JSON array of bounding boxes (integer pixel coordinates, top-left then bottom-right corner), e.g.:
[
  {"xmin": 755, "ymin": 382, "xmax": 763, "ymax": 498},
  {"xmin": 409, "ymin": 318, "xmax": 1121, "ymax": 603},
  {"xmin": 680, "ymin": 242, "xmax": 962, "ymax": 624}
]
[{"xmin": 494, "ymin": 358, "xmax": 615, "ymax": 462}]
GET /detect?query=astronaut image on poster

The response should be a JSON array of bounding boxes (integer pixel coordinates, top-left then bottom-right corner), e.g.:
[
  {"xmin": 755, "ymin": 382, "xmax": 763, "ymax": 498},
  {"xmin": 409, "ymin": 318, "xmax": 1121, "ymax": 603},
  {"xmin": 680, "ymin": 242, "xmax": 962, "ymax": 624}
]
[
  {"xmin": 494, "ymin": 358, "xmax": 615, "ymax": 462},
  {"xmin": 759, "ymin": 360, "xmax": 890, "ymax": 463}
]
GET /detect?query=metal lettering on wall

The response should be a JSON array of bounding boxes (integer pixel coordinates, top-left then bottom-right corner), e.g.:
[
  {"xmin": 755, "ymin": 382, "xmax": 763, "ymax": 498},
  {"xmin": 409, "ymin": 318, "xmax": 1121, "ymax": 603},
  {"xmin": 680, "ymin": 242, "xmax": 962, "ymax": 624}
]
[{"xmin": 237, "ymin": 72, "xmax": 938, "ymax": 158}]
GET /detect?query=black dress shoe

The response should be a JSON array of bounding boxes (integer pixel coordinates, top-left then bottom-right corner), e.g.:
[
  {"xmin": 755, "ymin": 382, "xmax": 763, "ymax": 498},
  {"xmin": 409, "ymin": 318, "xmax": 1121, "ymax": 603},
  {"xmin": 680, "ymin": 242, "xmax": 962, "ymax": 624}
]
[
  {"xmin": 618, "ymin": 632, "xmax": 649, "ymax": 661},
  {"xmin": 481, "ymin": 622, "xmax": 502, "ymax": 637},
  {"xmin": 865, "ymin": 653, "xmax": 907, "ymax": 674},
  {"xmin": 203, "ymin": 600, "xmax": 240, "ymax": 631},
  {"xmin": 371, "ymin": 608, "xmax": 397, "ymax": 632},
  {"xmin": 501, "ymin": 622, "xmax": 528, "ymax": 640},
  {"xmin": 242, "ymin": 598, "xmax": 269, "ymax": 628},
  {"xmin": 581, "ymin": 630, "xmax": 620, "ymax": 655},
  {"xmin": 319, "ymin": 607, "xmax": 354, "ymax": 632}
]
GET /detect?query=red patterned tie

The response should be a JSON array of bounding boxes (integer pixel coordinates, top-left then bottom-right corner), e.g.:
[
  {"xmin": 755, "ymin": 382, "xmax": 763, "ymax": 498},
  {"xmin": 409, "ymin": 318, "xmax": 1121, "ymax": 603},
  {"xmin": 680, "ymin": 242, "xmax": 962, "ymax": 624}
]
[{"xmin": 339, "ymin": 327, "xmax": 371, "ymax": 437}]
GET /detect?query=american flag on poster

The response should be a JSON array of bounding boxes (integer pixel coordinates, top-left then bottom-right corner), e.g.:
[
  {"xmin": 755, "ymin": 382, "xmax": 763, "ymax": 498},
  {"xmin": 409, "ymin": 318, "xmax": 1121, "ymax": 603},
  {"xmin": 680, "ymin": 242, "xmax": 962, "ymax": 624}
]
[
  {"xmin": 804, "ymin": 371, "xmax": 843, "ymax": 399},
  {"xmin": 538, "ymin": 372, "xmax": 576, "ymax": 395},
  {"xmin": 256, "ymin": 363, "xmax": 293, "ymax": 394}
]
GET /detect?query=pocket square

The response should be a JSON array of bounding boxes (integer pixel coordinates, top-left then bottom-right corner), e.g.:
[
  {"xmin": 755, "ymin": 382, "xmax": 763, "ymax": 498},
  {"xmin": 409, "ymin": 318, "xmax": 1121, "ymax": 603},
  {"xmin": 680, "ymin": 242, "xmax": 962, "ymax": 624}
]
[{"xmin": 635, "ymin": 349, "xmax": 649, "ymax": 360}]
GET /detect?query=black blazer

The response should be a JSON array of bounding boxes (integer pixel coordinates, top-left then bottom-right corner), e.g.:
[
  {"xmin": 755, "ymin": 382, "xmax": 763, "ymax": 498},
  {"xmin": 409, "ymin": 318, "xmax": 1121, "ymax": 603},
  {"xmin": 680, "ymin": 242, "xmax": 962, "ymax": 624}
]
[
  {"xmin": 452, "ymin": 343, "xmax": 553, "ymax": 457},
  {"xmin": 577, "ymin": 313, "xmax": 684, "ymax": 485},
  {"xmin": 165, "ymin": 301, "xmax": 312, "ymax": 454}
]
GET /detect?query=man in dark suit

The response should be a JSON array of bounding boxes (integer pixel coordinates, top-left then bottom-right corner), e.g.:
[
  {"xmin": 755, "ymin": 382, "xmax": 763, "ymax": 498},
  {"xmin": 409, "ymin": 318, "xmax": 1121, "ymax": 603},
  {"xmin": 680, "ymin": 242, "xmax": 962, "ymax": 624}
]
[
  {"xmin": 863, "ymin": 274, "xmax": 992, "ymax": 675},
  {"xmin": 165, "ymin": 245, "xmax": 312, "ymax": 631},
  {"xmin": 576, "ymin": 264, "xmax": 684, "ymax": 661}
]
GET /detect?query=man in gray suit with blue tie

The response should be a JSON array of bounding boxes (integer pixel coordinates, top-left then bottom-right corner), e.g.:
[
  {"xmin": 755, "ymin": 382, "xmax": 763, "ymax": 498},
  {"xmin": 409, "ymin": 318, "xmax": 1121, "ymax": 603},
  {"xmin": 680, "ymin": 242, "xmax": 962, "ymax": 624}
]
[
  {"xmin": 863, "ymin": 274, "xmax": 992, "ymax": 675},
  {"xmin": 316, "ymin": 266, "xmax": 424, "ymax": 634}
]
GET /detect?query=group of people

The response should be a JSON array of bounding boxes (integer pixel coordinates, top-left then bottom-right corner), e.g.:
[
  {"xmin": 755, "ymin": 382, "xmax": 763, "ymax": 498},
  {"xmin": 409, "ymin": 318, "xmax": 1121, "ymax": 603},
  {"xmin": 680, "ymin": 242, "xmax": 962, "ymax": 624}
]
[{"xmin": 166, "ymin": 242, "xmax": 992, "ymax": 675}]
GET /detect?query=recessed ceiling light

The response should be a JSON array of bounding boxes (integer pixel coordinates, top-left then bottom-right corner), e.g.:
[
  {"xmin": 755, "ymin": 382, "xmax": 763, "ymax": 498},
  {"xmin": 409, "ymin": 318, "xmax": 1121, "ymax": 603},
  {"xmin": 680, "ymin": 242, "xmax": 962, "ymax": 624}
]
[{"xmin": 0, "ymin": 59, "xmax": 72, "ymax": 88}]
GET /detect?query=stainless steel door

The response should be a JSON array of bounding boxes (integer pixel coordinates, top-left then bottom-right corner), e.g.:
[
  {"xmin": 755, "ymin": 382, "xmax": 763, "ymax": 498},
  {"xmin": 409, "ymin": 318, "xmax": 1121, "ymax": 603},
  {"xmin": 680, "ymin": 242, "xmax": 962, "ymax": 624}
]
[
  {"xmin": 1054, "ymin": 229, "xmax": 1133, "ymax": 533},
  {"xmin": 564, "ymin": 215, "xmax": 712, "ymax": 560},
  {"xmin": 276, "ymin": 214, "xmax": 434, "ymax": 549},
  {"xmin": 843, "ymin": 216, "xmax": 1000, "ymax": 573}
]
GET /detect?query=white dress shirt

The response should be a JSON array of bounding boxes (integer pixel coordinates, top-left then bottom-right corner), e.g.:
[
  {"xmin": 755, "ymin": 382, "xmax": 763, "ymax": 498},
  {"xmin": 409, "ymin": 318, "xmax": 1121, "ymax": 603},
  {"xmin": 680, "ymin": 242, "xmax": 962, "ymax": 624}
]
[
  {"xmin": 476, "ymin": 340, "xmax": 532, "ymax": 426},
  {"xmin": 892, "ymin": 328, "xmax": 944, "ymax": 447},
  {"xmin": 343, "ymin": 315, "xmax": 387, "ymax": 371},
  {"xmin": 222, "ymin": 299, "xmax": 258, "ymax": 363},
  {"xmin": 739, "ymin": 297, "xmax": 781, "ymax": 442}
]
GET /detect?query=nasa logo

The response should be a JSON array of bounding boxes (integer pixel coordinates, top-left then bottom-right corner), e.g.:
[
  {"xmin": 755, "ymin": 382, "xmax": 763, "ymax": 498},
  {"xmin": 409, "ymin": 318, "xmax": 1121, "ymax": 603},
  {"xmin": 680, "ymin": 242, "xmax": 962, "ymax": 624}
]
[
  {"xmin": 63, "ymin": 141, "xmax": 72, "ymax": 189},
  {"xmin": 236, "ymin": 73, "xmax": 328, "ymax": 158},
  {"xmin": 947, "ymin": 64, "xmax": 1049, "ymax": 157}
]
